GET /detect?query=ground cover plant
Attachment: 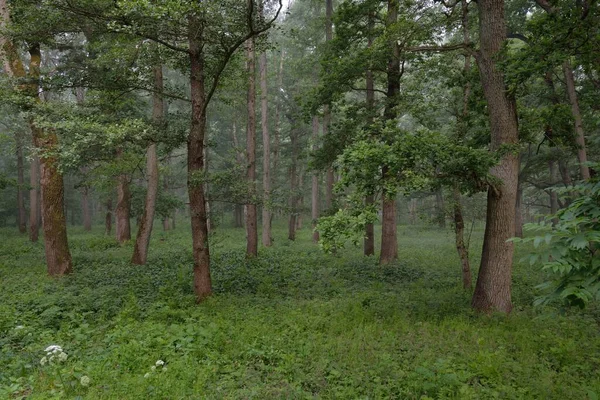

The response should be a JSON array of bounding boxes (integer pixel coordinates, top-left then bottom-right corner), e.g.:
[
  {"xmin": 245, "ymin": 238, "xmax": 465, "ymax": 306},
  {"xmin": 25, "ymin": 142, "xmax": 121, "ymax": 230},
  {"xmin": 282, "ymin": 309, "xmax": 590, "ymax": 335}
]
[{"xmin": 2, "ymin": 223, "xmax": 600, "ymax": 399}]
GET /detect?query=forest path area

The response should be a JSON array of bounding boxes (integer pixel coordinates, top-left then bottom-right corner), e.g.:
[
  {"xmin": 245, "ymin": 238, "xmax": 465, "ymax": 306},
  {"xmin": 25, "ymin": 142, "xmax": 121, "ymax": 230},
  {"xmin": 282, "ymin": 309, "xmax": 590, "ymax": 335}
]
[{"xmin": 1, "ymin": 224, "xmax": 599, "ymax": 399}]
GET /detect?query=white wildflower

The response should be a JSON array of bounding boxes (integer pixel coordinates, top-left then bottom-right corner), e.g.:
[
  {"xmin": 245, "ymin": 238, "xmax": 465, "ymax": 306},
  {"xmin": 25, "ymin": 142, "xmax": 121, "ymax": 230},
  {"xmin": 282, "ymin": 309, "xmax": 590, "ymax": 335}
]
[
  {"xmin": 151, "ymin": 366, "xmax": 156, "ymax": 371},
  {"xmin": 144, "ymin": 372, "xmax": 151, "ymax": 379},
  {"xmin": 80, "ymin": 376, "xmax": 90, "ymax": 387},
  {"xmin": 162, "ymin": 367, "xmax": 167, "ymax": 372},
  {"xmin": 15, "ymin": 325, "xmax": 24, "ymax": 330},
  {"xmin": 44, "ymin": 345, "xmax": 63, "ymax": 354},
  {"xmin": 40, "ymin": 356, "xmax": 47, "ymax": 366},
  {"xmin": 57, "ymin": 352, "xmax": 68, "ymax": 362},
  {"xmin": 155, "ymin": 360, "xmax": 165, "ymax": 366}
]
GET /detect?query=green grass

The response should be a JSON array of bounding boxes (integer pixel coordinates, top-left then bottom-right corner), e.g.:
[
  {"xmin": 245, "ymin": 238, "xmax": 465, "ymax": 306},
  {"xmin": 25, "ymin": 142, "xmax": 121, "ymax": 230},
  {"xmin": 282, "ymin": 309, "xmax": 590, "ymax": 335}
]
[{"xmin": 1, "ymin": 222, "xmax": 600, "ymax": 399}]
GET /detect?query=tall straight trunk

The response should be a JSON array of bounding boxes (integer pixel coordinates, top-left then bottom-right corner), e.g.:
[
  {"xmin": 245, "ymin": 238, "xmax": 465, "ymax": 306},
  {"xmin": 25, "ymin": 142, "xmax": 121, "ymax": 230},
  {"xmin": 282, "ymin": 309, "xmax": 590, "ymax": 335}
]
[
  {"xmin": 105, "ymin": 198, "xmax": 112, "ymax": 235},
  {"xmin": 29, "ymin": 157, "xmax": 39, "ymax": 242},
  {"xmin": 115, "ymin": 162, "xmax": 131, "ymax": 243},
  {"xmin": 515, "ymin": 182, "xmax": 523, "ymax": 238},
  {"xmin": 288, "ymin": 129, "xmax": 298, "ymax": 241},
  {"xmin": 260, "ymin": 49, "xmax": 272, "ymax": 247},
  {"xmin": 82, "ymin": 186, "xmax": 92, "ymax": 231},
  {"xmin": 453, "ymin": 187, "xmax": 472, "ymax": 289},
  {"xmin": 188, "ymin": 22, "xmax": 212, "ymax": 301},
  {"xmin": 472, "ymin": 0, "xmax": 520, "ymax": 314},
  {"xmin": 562, "ymin": 61, "xmax": 590, "ymax": 181},
  {"xmin": 232, "ymin": 122, "xmax": 245, "ymax": 229},
  {"xmin": 204, "ymin": 133, "xmax": 211, "ymax": 232},
  {"xmin": 311, "ymin": 116, "xmax": 320, "ymax": 243},
  {"xmin": 16, "ymin": 134, "xmax": 26, "ymax": 233},
  {"xmin": 324, "ymin": 0, "xmax": 334, "ymax": 210},
  {"xmin": 435, "ymin": 188, "xmax": 446, "ymax": 228},
  {"xmin": 272, "ymin": 49, "xmax": 284, "ymax": 215},
  {"xmin": 245, "ymin": 37, "xmax": 258, "ymax": 257},
  {"xmin": 364, "ymin": 12, "xmax": 375, "ymax": 256},
  {"xmin": 379, "ymin": 0, "xmax": 400, "ymax": 265},
  {"xmin": 132, "ymin": 64, "xmax": 163, "ymax": 265},
  {"xmin": 296, "ymin": 168, "xmax": 304, "ymax": 230}
]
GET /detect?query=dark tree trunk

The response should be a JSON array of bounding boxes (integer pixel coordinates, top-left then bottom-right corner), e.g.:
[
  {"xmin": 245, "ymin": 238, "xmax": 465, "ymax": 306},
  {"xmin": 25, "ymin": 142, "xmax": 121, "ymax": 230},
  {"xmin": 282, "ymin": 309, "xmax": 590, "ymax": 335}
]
[
  {"xmin": 435, "ymin": 188, "xmax": 446, "ymax": 228},
  {"xmin": 288, "ymin": 129, "xmax": 299, "ymax": 241},
  {"xmin": 16, "ymin": 134, "xmax": 26, "ymax": 234},
  {"xmin": 364, "ymin": 13, "xmax": 375, "ymax": 256},
  {"xmin": 29, "ymin": 157, "xmax": 39, "ymax": 242},
  {"xmin": 471, "ymin": 0, "xmax": 519, "ymax": 314},
  {"xmin": 82, "ymin": 186, "xmax": 92, "ymax": 231},
  {"xmin": 515, "ymin": 182, "xmax": 523, "ymax": 238},
  {"xmin": 245, "ymin": 37, "xmax": 258, "ymax": 257},
  {"xmin": 324, "ymin": 0, "xmax": 334, "ymax": 211},
  {"xmin": 453, "ymin": 187, "xmax": 472, "ymax": 289},
  {"xmin": 379, "ymin": 0, "xmax": 400, "ymax": 265},
  {"xmin": 115, "ymin": 168, "xmax": 131, "ymax": 243},
  {"xmin": 132, "ymin": 63, "xmax": 163, "ymax": 265},
  {"xmin": 105, "ymin": 198, "xmax": 112, "ymax": 235},
  {"xmin": 260, "ymin": 47, "xmax": 272, "ymax": 247},
  {"xmin": 188, "ymin": 23, "xmax": 212, "ymax": 301},
  {"xmin": 311, "ymin": 116, "xmax": 320, "ymax": 243}
]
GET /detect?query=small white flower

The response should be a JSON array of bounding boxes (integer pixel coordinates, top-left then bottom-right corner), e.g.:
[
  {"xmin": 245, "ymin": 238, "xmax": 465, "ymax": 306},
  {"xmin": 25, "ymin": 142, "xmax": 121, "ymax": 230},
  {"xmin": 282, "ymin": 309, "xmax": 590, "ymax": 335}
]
[
  {"xmin": 144, "ymin": 372, "xmax": 151, "ymax": 379},
  {"xmin": 57, "ymin": 352, "xmax": 68, "ymax": 362},
  {"xmin": 155, "ymin": 360, "xmax": 165, "ymax": 366},
  {"xmin": 15, "ymin": 325, "xmax": 24, "ymax": 330},
  {"xmin": 162, "ymin": 367, "xmax": 167, "ymax": 372},
  {"xmin": 40, "ymin": 356, "xmax": 47, "ymax": 366},
  {"xmin": 80, "ymin": 376, "xmax": 90, "ymax": 387},
  {"xmin": 151, "ymin": 366, "xmax": 156, "ymax": 371},
  {"xmin": 44, "ymin": 345, "xmax": 63, "ymax": 354}
]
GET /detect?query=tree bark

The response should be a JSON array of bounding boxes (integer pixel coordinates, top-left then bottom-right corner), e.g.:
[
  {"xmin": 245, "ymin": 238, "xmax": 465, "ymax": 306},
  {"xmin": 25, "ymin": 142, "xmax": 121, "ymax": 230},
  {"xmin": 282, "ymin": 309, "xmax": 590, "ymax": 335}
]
[
  {"xmin": 435, "ymin": 188, "xmax": 446, "ymax": 228},
  {"xmin": 29, "ymin": 157, "xmax": 39, "ymax": 242},
  {"xmin": 471, "ymin": 0, "xmax": 519, "ymax": 314},
  {"xmin": 115, "ymin": 161, "xmax": 131, "ymax": 243},
  {"xmin": 246, "ymin": 37, "xmax": 258, "ymax": 257},
  {"xmin": 515, "ymin": 182, "xmax": 523, "ymax": 238},
  {"xmin": 379, "ymin": 0, "xmax": 400, "ymax": 265},
  {"xmin": 81, "ymin": 186, "xmax": 92, "ymax": 231},
  {"xmin": 188, "ymin": 21, "xmax": 212, "ymax": 301},
  {"xmin": 548, "ymin": 160, "xmax": 559, "ymax": 225},
  {"xmin": 364, "ymin": 12, "xmax": 375, "ymax": 256},
  {"xmin": 453, "ymin": 187, "xmax": 472, "ymax": 289},
  {"xmin": 562, "ymin": 61, "xmax": 591, "ymax": 181},
  {"xmin": 15, "ymin": 133, "xmax": 26, "ymax": 234},
  {"xmin": 288, "ymin": 129, "xmax": 299, "ymax": 241},
  {"xmin": 260, "ymin": 48, "xmax": 272, "ymax": 247},
  {"xmin": 311, "ymin": 116, "xmax": 320, "ymax": 243},
  {"xmin": 105, "ymin": 198, "xmax": 112, "ymax": 235},
  {"xmin": 324, "ymin": 0, "xmax": 334, "ymax": 211},
  {"xmin": 132, "ymin": 64, "xmax": 163, "ymax": 265}
]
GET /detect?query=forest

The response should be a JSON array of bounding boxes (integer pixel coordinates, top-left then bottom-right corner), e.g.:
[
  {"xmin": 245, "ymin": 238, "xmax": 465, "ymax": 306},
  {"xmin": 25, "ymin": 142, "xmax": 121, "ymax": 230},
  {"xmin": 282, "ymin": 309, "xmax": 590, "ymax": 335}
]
[{"xmin": 0, "ymin": 0, "xmax": 599, "ymax": 398}]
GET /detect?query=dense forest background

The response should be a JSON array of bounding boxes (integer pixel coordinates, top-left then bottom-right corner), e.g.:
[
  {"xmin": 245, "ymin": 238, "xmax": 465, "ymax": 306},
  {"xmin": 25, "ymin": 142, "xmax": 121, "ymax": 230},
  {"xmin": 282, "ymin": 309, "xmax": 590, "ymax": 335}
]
[{"xmin": 1, "ymin": 0, "xmax": 599, "ymax": 398}]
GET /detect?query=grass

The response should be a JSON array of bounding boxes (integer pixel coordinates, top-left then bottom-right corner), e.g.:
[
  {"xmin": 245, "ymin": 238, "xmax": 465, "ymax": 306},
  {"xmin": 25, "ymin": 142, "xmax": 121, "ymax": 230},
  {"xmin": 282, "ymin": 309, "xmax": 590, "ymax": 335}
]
[{"xmin": 1, "ymin": 221, "xmax": 600, "ymax": 399}]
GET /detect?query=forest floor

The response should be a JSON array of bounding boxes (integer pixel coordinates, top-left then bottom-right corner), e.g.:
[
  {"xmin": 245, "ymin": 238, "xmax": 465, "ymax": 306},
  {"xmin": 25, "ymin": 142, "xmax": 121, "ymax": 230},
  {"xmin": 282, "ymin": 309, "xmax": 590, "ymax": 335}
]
[{"xmin": 1, "ymin": 222, "xmax": 600, "ymax": 399}]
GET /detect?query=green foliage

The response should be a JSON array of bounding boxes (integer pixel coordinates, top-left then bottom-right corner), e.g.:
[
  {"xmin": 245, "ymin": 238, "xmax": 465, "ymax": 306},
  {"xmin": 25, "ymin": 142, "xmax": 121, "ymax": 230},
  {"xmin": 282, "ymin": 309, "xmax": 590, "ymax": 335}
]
[{"xmin": 517, "ymin": 176, "xmax": 600, "ymax": 308}]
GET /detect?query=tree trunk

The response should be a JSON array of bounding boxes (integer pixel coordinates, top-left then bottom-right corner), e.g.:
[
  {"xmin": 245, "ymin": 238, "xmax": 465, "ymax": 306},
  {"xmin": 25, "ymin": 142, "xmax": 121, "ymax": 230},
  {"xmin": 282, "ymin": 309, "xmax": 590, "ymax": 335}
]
[
  {"xmin": 82, "ymin": 186, "xmax": 92, "ymax": 231},
  {"xmin": 364, "ymin": 13, "xmax": 375, "ymax": 256},
  {"xmin": 188, "ymin": 23, "xmax": 212, "ymax": 301},
  {"xmin": 131, "ymin": 64, "xmax": 163, "ymax": 264},
  {"xmin": 311, "ymin": 116, "xmax": 320, "ymax": 243},
  {"xmin": 324, "ymin": 0, "xmax": 334, "ymax": 211},
  {"xmin": 16, "ymin": 134, "xmax": 26, "ymax": 234},
  {"xmin": 548, "ymin": 160, "xmax": 559, "ymax": 226},
  {"xmin": 471, "ymin": 0, "xmax": 519, "ymax": 314},
  {"xmin": 435, "ymin": 188, "xmax": 446, "ymax": 228},
  {"xmin": 29, "ymin": 157, "xmax": 39, "ymax": 242},
  {"xmin": 260, "ymin": 48, "xmax": 272, "ymax": 247},
  {"xmin": 115, "ymin": 165, "xmax": 131, "ymax": 243},
  {"xmin": 105, "ymin": 198, "xmax": 112, "ymax": 235},
  {"xmin": 379, "ymin": 0, "xmax": 400, "ymax": 265},
  {"xmin": 515, "ymin": 182, "xmax": 523, "ymax": 238},
  {"xmin": 245, "ymin": 37, "xmax": 258, "ymax": 257},
  {"xmin": 562, "ymin": 61, "xmax": 590, "ymax": 181},
  {"xmin": 453, "ymin": 187, "xmax": 472, "ymax": 289},
  {"xmin": 288, "ymin": 129, "xmax": 298, "ymax": 241}
]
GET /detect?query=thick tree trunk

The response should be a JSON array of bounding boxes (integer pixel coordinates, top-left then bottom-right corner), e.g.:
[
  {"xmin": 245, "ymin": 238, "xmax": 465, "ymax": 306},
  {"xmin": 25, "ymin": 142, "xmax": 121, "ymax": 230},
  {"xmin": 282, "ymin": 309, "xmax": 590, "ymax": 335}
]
[
  {"xmin": 115, "ymin": 168, "xmax": 131, "ymax": 243},
  {"xmin": 453, "ymin": 187, "xmax": 472, "ymax": 289},
  {"xmin": 131, "ymin": 64, "xmax": 163, "ymax": 264},
  {"xmin": 82, "ymin": 186, "xmax": 92, "ymax": 231},
  {"xmin": 246, "ymin": 37, "xmax": 258, "ymax": 257},
  {"xmin": 105, "ymin": 198, "xmax": 112, "ymax": 235},
  {"xmin": 562, "ymin": 61, "xmax": 590, "ymax": 181},
  {"xmin": 29, "ymin": 157, "xmax": 39, "ymax": 242},
  {"xmin": 188, "ymin": 25, "xmax": 212, "ymax": 301},
  {"xmin": 311, "ymin": 116, "xmax": 320, "ymax": 243},
  {"xmin": 16, "ymin": 134, "xmax": 26, "ymax": 233},
  {"xmin": 471, "ymin": 0, "xmax": 519, "ymax": 314},
  {"xmin": 260, "ymin": 49, "xmax": 272, "ymax": 247},
  {"xmin": 379, "ymin": 0, "xmax": 400, "ymax": 265}
]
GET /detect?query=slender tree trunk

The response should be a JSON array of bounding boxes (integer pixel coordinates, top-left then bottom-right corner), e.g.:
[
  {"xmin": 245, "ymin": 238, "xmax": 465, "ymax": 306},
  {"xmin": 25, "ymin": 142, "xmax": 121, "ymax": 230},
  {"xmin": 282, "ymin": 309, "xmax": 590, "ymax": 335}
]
[
  {"xmin": 260, "ymin": 48, "xmax": 272, "ymax": 247},
  {"xmin": 272, "ymin": 49, "xmax": 284, "ymax": 225},
  {"xmin": 324, "ymin": 0, "xmax": 334, "ymax": 210},
  {"xmin": 515, "ymin": 182, "xmax": 523, "ymax": 238},
  {"xmin": 15, "ymin": 134, "xmax": 26, "ymax": 234},
  {"xmin": 132, "ymin": 64, "xmax": 163, "ymax": 265},
  {"xmin": 245, "ymin": 37, "xmax": 258, "ymax": 257},
  {"xmin": 82, "ymin": 186, "xmax": 92, "ymax": 231},
  {"xmin": 296, "ymin": 168, "xmax": 304, "ymax": 230},
  {"xmin": 548, "ymin": 160, "xmax": 559, "ymax": 225},
  {"xmin": 29, "ymin": 157, "xmax": 39, "ymax": 242},
  {"xmin": 453, "ymin": 187, "xmax": 472, "ymax": 289},
  {"xmin": 364, "ymin": 13, "xmax": 375, "ymax": 256},
  {"xmin": 562, "ymin": 61, "xmax": 590, "ymax": 181},
  {"xmin": 471, "ymin": 0, "xmax": 519, "ymax": 314},
  {"xmin": 435, "ymin": 188, "xmax": 446, "ymax": 228},
  {"xmin": 311, "ymin": 116, "xmax": 320, "ymax": 243},
  {"xmin": 288, "ymin": 129, "xmax": 298, "ymax": 241},
  {"xmin": 105, "ymin": 198, "xmax": 112, "ymax": 235},
  {"xmin": 115, "ymin": 162, "xmax": 131, "ymax": 243},
  {"xmin": 188, "ymin": 23, "xmax": 212, "ymax": 301},
  {"xmin": 379, "ymin": 0, "xmax": 400, "ymax": 265}
]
